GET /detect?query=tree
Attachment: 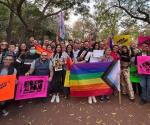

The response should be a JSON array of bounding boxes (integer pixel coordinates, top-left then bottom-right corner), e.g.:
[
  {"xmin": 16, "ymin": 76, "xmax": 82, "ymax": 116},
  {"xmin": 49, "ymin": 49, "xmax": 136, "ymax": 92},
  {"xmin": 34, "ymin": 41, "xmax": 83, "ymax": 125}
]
[
  {"xmin": 0, "ymin": 0, "xmax": 89, "ymax": 30},
  {"xmin": 0, "ymin": 0, "xmax": 90, "ymax": 41},
  {"xmin": 0, "ymin": 4, "xmax": 9, "ymax": 40},
  {"xmin": 71, "ymin": 17, "xmax": 95, "ymax": 39},
  {"xmin": 107, "ymin": 0, "xmax": 150, "ymax": 24},
  {"xmin": 91, "ymin": 1, "xmax": 121, "ymax": 40}
]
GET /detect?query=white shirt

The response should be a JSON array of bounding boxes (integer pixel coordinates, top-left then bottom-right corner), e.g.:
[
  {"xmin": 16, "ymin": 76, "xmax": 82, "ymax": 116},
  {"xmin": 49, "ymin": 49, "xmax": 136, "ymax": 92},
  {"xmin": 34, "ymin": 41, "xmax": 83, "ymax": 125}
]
[
  {"xmin": 85, "ymin": 51, "xmax": 104, "ymax": 63},
  {"xmin": 73, "ymin": 49, "xmax": 79, "ymax": 63}
]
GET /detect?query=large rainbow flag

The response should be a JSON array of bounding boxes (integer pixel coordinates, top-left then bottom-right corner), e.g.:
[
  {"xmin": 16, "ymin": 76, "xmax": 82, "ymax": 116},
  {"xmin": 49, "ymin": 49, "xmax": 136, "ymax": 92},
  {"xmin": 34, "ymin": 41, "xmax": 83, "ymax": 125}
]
[{"xmin": 69, "ymin": 62, "xmax": 113, "ymax": 97}]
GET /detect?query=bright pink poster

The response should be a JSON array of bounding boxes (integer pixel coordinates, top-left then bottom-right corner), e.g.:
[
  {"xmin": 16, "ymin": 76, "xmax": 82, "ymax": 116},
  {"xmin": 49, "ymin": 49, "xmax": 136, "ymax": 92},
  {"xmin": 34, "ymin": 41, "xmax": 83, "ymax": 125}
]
[
  {"xmin": 15, "ymin": 76, "xmax": 48, "ymax": 100},
  {"xmin": 138, "ymin": 36, "xmax": 150, "ymax": 47},
  {"xmin": 137, "ymin": 56, "xmax": 150, "ymax": 75}
]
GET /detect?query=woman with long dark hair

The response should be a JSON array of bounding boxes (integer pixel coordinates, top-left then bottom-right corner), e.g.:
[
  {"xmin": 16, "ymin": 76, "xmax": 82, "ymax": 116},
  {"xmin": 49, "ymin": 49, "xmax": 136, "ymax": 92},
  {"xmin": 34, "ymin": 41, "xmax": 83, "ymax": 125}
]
[
  {"xmin": 66, "ymin": 44, "xmax": 74, "ymax": 60},
  {"xmin": 85, "ymin": 42, "xmax": 102, "ymax": 63},
  {"xmin": 120, "ymin": 45, "xmax": 135, "ymax": 101},
  {"xmin": 51, "ymin": 44, "xmax": 68, "ymax": 103},
  {"xmin": 15, "ymin": 43, "xmax": 28, "ymax": 76},
  {"xmin": 64, "ymin": 44, "xmax": 74, "ymax": 98},
  {"xmin": 84, "ymin": 42, "xmax": 103, "ymax": 104}
]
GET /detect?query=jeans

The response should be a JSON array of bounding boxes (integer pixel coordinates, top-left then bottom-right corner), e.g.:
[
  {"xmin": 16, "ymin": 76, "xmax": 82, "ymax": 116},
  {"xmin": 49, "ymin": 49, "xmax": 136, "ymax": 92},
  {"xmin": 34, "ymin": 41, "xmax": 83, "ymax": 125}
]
[{"xmin": 140, "ymin": 75, "xmax": 150, "ymax": 101}]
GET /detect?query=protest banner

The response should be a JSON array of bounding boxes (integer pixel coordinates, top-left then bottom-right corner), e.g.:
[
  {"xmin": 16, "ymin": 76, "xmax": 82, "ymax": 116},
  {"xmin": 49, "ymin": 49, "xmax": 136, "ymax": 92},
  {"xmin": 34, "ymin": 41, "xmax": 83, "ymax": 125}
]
[
  {"xmin": 93, "ymin": 50, "xmax": 104, "ymax": 57},
  {"xmin": 15, "ymin": 76, "xmax": 48, "ymax": 100},
  {"xmin": 113, "ymin": 35, "xmax": 131, "ymax": 46},
  {"xmin": 130, "ymin": 66, "xmax": 140, "ymax": 83},
  {"xmin": 138, "ymin": 36, "xmax": 150, "ymax": 47},
  {"xmin": 137, "ymin": 56, "xmax": 150, "ymax": 75},
  {"xmin": 0, "ymin": 75, "xmax": 16, "ymax": 102}
]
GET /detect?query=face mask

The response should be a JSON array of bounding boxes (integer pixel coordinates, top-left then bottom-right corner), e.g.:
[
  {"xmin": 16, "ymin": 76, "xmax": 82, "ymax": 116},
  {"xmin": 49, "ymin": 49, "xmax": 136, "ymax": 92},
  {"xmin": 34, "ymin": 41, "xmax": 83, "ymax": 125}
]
[{"xmin": 30, "ymin": 49, "xmax": 36, "ymax": 54}]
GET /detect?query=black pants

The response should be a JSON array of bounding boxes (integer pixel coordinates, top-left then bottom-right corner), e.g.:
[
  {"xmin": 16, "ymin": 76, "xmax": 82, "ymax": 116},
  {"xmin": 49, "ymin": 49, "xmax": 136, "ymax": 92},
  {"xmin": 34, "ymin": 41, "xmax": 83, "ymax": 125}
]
[
  {"xmin": 0, "ymin": 101, "xmax": 8, "ymax": 111},
  {"xmin": 132, "ymin": 83, "xmax": 141, "ymax": 96}
]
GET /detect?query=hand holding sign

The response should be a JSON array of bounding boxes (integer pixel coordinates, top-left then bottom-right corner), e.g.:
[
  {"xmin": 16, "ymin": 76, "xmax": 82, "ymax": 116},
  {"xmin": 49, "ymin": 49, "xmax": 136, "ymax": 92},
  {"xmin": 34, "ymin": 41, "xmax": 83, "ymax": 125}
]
[
  {"xmin": 0, "ymin": 75, "xmax": 16, "ymax": 102},
  {"xmin": 137, "ymin": 56, "xmax": 150, "ymax": 75},
  {"xmin": 113, "ymin": 35, "xmax": 131, "ymax": 46},
  {"xmin": 15, "ymin": 76, "xmax": 48, "ymax": 100}
]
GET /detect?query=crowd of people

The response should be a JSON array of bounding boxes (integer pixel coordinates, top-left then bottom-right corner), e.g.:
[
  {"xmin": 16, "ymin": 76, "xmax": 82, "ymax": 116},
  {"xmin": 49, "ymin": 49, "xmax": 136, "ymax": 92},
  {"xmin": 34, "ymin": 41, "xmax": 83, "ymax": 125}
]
[{"xmin": 0, "ymin": 36, "xmax": 150, "ymax": 117}]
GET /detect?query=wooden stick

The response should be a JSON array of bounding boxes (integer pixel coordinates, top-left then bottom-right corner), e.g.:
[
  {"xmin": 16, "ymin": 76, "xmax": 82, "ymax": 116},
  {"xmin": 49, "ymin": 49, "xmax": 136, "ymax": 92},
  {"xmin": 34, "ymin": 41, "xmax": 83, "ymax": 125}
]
[{"xmin": 119, "ymin": 91, "xmax": 122, "ymax": 105}]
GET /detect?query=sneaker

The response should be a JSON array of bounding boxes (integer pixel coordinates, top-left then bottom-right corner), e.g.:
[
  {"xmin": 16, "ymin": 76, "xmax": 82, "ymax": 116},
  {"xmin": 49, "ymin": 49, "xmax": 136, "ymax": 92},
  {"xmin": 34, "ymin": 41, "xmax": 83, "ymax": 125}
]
[
  {"xmin": 100, "ymin": 96, "xmax": 105, "ymax": 101},
  {"xmin": 129, "ymin": 95, "xmax": 135, "ymax": 101},
  {"xmin": 105, "ymin": 96, "xmax": 110, "ymax": 101},
  {"xmin": 64, "ymin": 95, "xmax": 69, "ymax": 99},
  {"xmin": 18, "ymin": 105, "xmax": 23, "ymax": 108},
  {"xmin": 92, "ymin": 96, "xmax": 97, "ymax": 103},
  {"xmin": 56, "ymin": 95, "xmax": 60, "ymax": 103},
  {"xmin": 51, "ymin": 95, "xmax": 56, "ymax": 103},
  {"xmin": 2, "ymin": 110, "xmax": 9, "ymax": 117},
  {"xmin": 88, "ymin": 96, "xmax": 92, "ymax": 104}
]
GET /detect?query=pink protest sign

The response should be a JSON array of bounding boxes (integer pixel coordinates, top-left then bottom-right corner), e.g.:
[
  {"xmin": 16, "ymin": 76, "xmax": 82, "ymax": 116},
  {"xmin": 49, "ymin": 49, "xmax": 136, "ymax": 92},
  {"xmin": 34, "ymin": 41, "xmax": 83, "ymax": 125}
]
[
  {"xmin": 138, "ymin": 36, "xmax": 150, "ymax": 47},
  {"xmin": 15, "ymin": 76, "xmax": 48, "ymax": 100},
  {"xmin": 137, "ymin": 56, "xmax": 150, "ymax": 75}
]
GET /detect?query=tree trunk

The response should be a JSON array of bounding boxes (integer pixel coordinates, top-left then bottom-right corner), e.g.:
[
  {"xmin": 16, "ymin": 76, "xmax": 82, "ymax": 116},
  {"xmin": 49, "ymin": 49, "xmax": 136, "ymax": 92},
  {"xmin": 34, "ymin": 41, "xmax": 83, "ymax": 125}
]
[{"xmin": 6, "ymin": 11, "xmax": 14, "ymax": 43}]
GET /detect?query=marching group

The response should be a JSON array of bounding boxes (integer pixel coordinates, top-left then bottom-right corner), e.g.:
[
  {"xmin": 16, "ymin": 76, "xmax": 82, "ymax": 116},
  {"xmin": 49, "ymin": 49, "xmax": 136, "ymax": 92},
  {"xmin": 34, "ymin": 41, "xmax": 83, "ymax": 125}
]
[{"xmin": 0, "ymin": 37, "xmax": 150, "ymax": 117}]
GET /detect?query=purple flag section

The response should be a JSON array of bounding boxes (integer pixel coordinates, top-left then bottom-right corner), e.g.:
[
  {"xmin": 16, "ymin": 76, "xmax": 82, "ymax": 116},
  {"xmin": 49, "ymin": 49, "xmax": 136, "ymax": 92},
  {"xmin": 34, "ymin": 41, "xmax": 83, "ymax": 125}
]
[
  {"xmin": 58, "ymin": 11, "xmax": 65, "ymax": 39},
  {"xmin": 109, "ymin": 37, "xmax": 113, "ymax": 50},
  {"xmin": 15, "ymin": 76, "xmax": 48, "ymax": 100}
]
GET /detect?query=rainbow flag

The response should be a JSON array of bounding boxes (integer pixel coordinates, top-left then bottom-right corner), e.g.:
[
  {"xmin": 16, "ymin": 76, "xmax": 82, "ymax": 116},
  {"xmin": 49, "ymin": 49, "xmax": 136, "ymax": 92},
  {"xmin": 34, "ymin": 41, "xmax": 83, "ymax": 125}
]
[
  {"xmin": 34, "ymin": 43, "xmax": 53, "ymax": 58},
  {"xmin": 69, "ymin": 62, "xmax": 113, "ymax": 97}
]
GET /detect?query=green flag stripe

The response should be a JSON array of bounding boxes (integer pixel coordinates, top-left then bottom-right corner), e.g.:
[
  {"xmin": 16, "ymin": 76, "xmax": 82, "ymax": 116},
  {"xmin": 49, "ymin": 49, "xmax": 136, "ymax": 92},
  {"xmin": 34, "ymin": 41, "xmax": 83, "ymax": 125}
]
[{"xmin": 70, "ymin": 73, "xmax": 103, "ymax": 80}]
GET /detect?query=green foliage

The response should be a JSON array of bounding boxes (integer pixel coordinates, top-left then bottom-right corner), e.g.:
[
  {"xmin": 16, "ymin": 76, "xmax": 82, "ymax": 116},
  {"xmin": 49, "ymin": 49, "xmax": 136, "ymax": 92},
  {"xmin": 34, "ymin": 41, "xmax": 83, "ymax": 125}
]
[
  {"xmin": 0, "ymin": 0, "xmax": 89, "ymax": 41},
  {"xmin": 71, "ymin": 16, "xmax": 95, "ymax": 39},
  {"xmin": 0, "ymin": 5, "xmax": 9, "ymax": 39},
  {"xmin": 94, "ymin": 1, "xmax": 121, "ymax": 39}
]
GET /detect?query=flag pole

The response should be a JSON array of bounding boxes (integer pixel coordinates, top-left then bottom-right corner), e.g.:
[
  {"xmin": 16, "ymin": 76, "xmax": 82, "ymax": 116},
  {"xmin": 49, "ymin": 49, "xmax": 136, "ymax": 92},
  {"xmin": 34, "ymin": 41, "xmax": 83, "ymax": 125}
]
[{"xmin": 119, "ymin": 91, "xmax": 122, "ymax": 105}]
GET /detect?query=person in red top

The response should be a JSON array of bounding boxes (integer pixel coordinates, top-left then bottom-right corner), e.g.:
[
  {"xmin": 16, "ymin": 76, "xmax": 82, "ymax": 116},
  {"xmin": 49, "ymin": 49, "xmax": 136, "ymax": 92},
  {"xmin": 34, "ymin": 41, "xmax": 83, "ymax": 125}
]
[{"xmin": 111, "ymin": 45, "xmax": 120, "ymax": 60}]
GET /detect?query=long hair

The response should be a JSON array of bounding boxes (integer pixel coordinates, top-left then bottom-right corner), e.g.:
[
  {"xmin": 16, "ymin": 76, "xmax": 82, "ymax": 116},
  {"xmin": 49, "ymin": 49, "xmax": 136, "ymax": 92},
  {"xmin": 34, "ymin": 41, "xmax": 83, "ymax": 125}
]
[
  {"xmin": 17, "ymin": 43, "xmax": 28, "ymax": 56},
  {"xmin": 66, "ymin": 44, "xmax": 74, "ymax": 59},
  {"xmin": 92, "ymin": 42, "xmax": 100, "ymax": 51},
  {"xmin": 53, "ymin": 44, "xmax": 62, "ymax": 58},
  {"xmin": 121, "ymin": 45, "xmax": 130, "ymax": 55}
]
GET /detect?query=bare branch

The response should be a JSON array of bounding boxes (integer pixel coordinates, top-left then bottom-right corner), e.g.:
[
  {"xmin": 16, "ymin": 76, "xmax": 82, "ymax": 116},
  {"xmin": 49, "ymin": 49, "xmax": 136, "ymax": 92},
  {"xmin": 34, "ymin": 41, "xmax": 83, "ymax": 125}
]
[
  {"xmin": 41, "ymin": 3, "xmax": 75, "ymax": 20},
  {"xmin": 137, "ymin": 7, "xmax": 149, "ymax": 20},
  {"xmin": 42, "ymin": 0, "xmax": 51, "ymax": 14},
  {"xmin": 16, "ymin": 0, "xmax": 28, "ymax": 28},
  {"xmin": 114, "ymin": 0, "xmax": 150, "ymax": 24}
]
